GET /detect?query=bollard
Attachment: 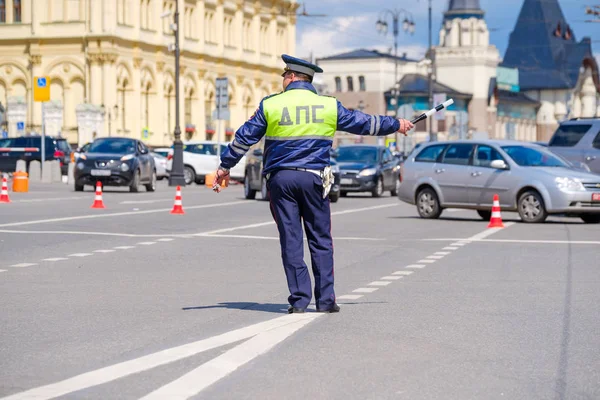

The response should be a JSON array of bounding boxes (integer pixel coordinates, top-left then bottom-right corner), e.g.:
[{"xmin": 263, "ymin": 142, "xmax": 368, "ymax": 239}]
[
  {"xmin": 42, "ymin": 161, "xmax": 52, "ymax": 183},
  {"xmin": 12, "ymin": 171, "xmax": 29, "ymax": 192},
  {"xmin": 67, "ymin": 162, "xmax": 75, "ymax": 185},
  {"xmin": 29, "ymin": 160, "xmax": 41, "ymax": 182},
  {"xmin": 16, "ymin": 160, "xmax": 27, "ymax": 172},
  {"xmin": 51, "ymin": 160, "xmax": 62, "ymax": 183}
]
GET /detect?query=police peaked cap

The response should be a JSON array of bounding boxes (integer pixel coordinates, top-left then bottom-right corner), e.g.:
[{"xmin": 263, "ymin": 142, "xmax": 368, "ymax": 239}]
[{"xmin": 281, "ymin": 54, "xmax": 323, "ymax": 77}]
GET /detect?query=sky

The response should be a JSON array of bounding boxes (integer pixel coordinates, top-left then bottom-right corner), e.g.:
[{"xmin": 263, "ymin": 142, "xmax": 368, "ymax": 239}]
[{"xmin": 295, "ymin": 0, "xmax": 600, "ymax": 65}]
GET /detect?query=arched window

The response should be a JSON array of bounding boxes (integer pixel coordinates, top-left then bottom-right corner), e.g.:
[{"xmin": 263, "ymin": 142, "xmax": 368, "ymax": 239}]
[
  {"xmin": 359, "ymin": 76, "xmax": 366, "ymax": 91},
  {"xmin": 142, "ymin": 82, "xmax": 151, "ymax": 128},
  {"xmin": 334, "ymin": 77, "xmax": 341, "ymax": 92},
  {"xmin": 118, "ymin": 79, "xmax": 128, "ymax": 131},
  {"xmin": 13, "ymin": 0, "xmax": 20, "ymax": 22},
  {"xmin": 346, "ymin": 76, "xmax": 354, "ymax": 92},
  {"xmin": 165, "ymin": 85, "xmax": 174, "ymax": 135},
  {"xmin": 205, "ymin": 91, "xmax": 214, "ymax": 141}
]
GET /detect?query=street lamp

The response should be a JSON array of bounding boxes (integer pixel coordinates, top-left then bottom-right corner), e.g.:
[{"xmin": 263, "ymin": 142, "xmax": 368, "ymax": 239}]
[
  {"xmin": 162, "ymin": 5, "xmax": 186, "ymax": 186},
  {"xmin": 376, "ymin": 8, "xmax": 415, "ymax": 151}
]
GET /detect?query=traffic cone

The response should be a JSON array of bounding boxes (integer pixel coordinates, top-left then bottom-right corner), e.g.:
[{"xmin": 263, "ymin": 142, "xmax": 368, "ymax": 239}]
[
  {"xmin": 170, "ymin": 186, "xmax": 185, "ymax": 214},
  {"xmin": 0, "ymin": 176, "xmax": 10, "ymax": 203},
  {"xmin": 487, "ymin": 194, "xmax": 504, "ymax": 228},
  {"xmin": 90, "ymin": 181, "xmax": 106, "ymax": 209}
]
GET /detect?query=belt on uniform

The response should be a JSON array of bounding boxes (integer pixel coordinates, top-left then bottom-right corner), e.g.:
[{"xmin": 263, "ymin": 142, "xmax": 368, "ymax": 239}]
[{"xmin": 267, "ymin": 167, "xmax": 334, "ymax": 199}]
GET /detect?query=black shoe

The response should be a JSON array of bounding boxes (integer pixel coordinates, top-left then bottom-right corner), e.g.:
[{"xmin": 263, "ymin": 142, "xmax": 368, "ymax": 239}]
[
  {"xmin": 316, "ymin": 303, "xmax": 340, "ymax": 313},
  {"xmin": 288, "ymin": 306, "xmax": 306, "ymax": 314}
]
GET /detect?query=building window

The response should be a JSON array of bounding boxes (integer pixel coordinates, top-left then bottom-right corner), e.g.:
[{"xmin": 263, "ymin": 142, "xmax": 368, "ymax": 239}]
[
  {"xmin": 276, "ymin": 27, "xmax": 286, "ymax": 54},
  {"xmin": 242, "ymin": 19, "xmax": 252, "ymax": 50},
  {"xmin": 13, "ymin": 0, "xmax": 21, "ymax": 22},
  {"xmin": 260, "ymin": 22, "xmax": 269, "ymax": 54},
  {"xmin": 141, "ymin": 0, "xmax": 153, "ymax": 30},
  {"xmin": 204, "ymin": 10, "xmax": 217, "ymax": 43},
  {"xmin": 347, "ymin": 76, "xmax": 354, "ymax": 92},
  {"xmin": 224, "ymin": 16, "xmax": 235, "ymax": 47},
  {"xmin": 359, "ymin": 76, "xmax": 366, "ymax": 91},
  {"xmin": 334, "ymin": 77, "xmax": 342, "ymax": 92},
  {"xmin": 0, "ymin": 0, "xmax": 5, "ymax": 23}
]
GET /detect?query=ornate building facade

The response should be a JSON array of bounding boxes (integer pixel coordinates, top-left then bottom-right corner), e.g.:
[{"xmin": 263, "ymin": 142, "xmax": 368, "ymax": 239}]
[{"xmin": 0, "ymin": 0, "xmax": 297, "ymax": 146}]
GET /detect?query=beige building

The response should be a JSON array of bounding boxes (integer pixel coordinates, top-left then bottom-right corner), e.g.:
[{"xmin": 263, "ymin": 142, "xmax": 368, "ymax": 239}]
[{"xmin": 0, "ymin": 0, "xmax": 297, "ymax": 147}]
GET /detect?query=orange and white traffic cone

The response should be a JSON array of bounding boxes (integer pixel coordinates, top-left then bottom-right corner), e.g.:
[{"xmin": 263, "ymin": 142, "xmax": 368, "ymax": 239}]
[
  {"xmin": 487, "ymin": 194, "xmax": 504, "ymax": 228},
  {"xmin": 170, "ymin": 186, "xmax": 185, "ymax": 214},
  {"xmin": 0, "ymin": 176, "xmax": 10, "ymax": 203},
  {"xmin": 90, "ymin": 181, "xmax": 106, "ymax": 209}
]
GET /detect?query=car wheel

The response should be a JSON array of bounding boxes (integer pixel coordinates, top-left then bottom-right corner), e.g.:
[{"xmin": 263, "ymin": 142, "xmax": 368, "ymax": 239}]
[
  {"xmin": 416, "ymin": 187, "xmax": 442, "ymax": 219},
  {"xmin": 183, "ymin": 166, "xmax": 195, "ymax": 185},
  {"xmin": 391, "ymin": 178, "xmax": 400, "ymax": 197},
  {"xmin": 477, "ymin": 210, "xmax": 491, "ymax": 220},
  {"xmin": 329, "ymin": 191, "xmax": 340, "ymax": 203},
  {"xmin": 129, "ymin": 169, "xmax": 141, "ymax": 193},
  {"xmin": 145, "ymin": 170, "xmax": 157, "ymax": 192},
  {"xmin": 74, "ymin": 183, "xmax": 84, "ymax": 192},
  {"xmin": 261, "ymin": 178, "xmax": 269, "ymax": 201},
  {"xmin": 372, "ymin": 176, "xmax": 384, "ymax": 198},
  {"xmin": 517, "ymin": 190, "xmax": 547, "ymax": 223},
  {"xmin": 580, "ymin": 215, "xmax": 600, "ymax": 224},
  {"xmin": 244, "ymin": 174, "xmax": 257, "ymax": 200}
]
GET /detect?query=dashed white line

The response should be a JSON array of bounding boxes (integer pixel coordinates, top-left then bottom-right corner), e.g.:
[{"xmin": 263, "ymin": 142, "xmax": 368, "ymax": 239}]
[
  {"xmin": 427, "ymin": 255, "xmax": 444, "ymax": 260},
  {"xmin": 137, "ymin": 242, "xmax": 156, "ymax": 246},
  {"xmin": 43, "ymin": 258, "xmax": 68, "ymax": 262},
  {"xmin": 434, "ymin": 251, "xmax": 450, "ymax": 256},
  {"xmin": 10, "ymin": 263, "xmax": 38, "ymax": 268},
  {"xmin": 157, "ymin": 238, "xmax": 175, "ymax": 242},
  {"xmin": 0, "ymin": 269, "xmax": 6, "ymax": 272},
  {"xmin": 381, "ymin": 276, "xmax": 403, "ymax": 280},
  {"xmin": 451, "ymin": 242, "xmax": 468, "ymax": 246},
  {"xmin": 114, "ymin": 246, "xmax": 135, "ymax": 250},
  {"xmin": 368, "ymin": 281, "xmax": 391, "ymax": 286},
  {"xmin": 393, "ymin": 271, "xmax": 414, "ymax": 275},
  {"xmin": 68, "ymin": 253, "xmax": 92, "ymax": 257},
  {"xmin": 406, "ymin": 264, "xmax": 426, "ymax": 269},
  {"xmin": 443, "ymin": 247, "xmax": 459, "ymax": 250},
  {"xmin": 418, "ymin": 259, "xmax": 436, "ymax": 264},
  {"xmin": 93, "ymin": 250, "xmax": 116, "ymax": 253},
  {"xmin": 337, "ymin": 294, "xmax": 364, "ymax": 300},
  {"xmin": 353, "ymin": 288, "xmax": 379, "ymax": 293}
]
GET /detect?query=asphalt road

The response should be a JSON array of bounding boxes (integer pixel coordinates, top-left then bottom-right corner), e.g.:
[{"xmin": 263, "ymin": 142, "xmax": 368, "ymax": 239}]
[{"xmin": 1, "ymin": 180, "xmax": 599, "ymax": 400}]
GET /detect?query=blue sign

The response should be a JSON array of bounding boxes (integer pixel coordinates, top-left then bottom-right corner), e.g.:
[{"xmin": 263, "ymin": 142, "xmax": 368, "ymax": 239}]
[
  {"xmin": 37, "ymin": 77, "xmax": 47, "ymax": 88},
  {"xmin": 16, "ymin": 122, "xmax": 24, "ymax": 131},
  {"xmin": 1, "ymin": 130, "xmax": 7, "ymax": 138}
]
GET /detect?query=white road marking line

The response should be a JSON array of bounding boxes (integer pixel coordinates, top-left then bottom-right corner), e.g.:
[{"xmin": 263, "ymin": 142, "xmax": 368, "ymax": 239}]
[
  {"xmin": 406, "ymin": 264, "xmax": 426, "ymax": 269},
  {"xmin": 199, "ymin": 233, "xmax": 385, "ymax": 242},
  {"xmin": 68, "ymin": 253, "xmax": 92, "ymax": 257},
  {"xmin": 114, "ymin": 246, "xmax": 135, "ymax": 250},
  {"xmin": 157, "ymin": 238, "xmax": 175, "ymax": 242},
  {"xmin": 381, "ymin": 276, "xmax": 402, "ymax": 280},
  {"xmin": 120, "ymin": 199, "xmax": 173, "ymax": 204},
  {"xmin": 368, "ymin": 281, "xmax": 391, "ymax": 286},
  {"xmin": 451, "ymin": 242, "xmax": 468, "ymax": 246},
  {"xmin": 427, "ymin": 255, "xmax": 444, "ymax": 259},
  {"xmin": 435, "ymin": 251, "xmax": 450, "ymax": 255},
  {"xmin": 0, "ymin": 269, "xmax": 6, "ymax": 272},
  {"xmin": 93, "ymin": 250, "xmax": 115, "ymax": 253},
  {"xmin": 0, "ymin": 200, "xmax": 248, "ymax": 228},
  {"xmin": 0, "ymin": 314, "xmax": 319, "ymax": 400},
  {"xmin": 353, "ymin": 288, "xmax": 379, "ymax": 293},
  {"xmin": 137, "ymin": 242, "xmax": 156, "ymax": 245},
  {"xmin": 0, "ymin": 229, "xmax": 190, "ymax": 238},
  {"xmin": 469, "ymin": 223, "xmax": 515, "ymax": 240},
  {"xmin": 418, "ymin": 259, "xmax": 436, "ymax": 264},
  {"xmin": 198, "ymin": 203, "xmax": 397, "ymax": 236},
  {"xmin": 337, "ymin": 294, "xmax": 364, "ymax": 300},
  {"xmin": 43, "ymin": 258, "xmax": 68, "ymax": 262},
  {"xmin": 11, "ymin": 196, "xmax": 88, "ymax": 203},
  {"xmin": 9, "ymin": 263, "xmax": 37, "ymax": 268},
  {"xmin": 430, "ymin": 238, "xmax": 600, "ymax": 245},
  {"xmin": 139, "ymin": 314, "xmax": 320, "ymax": 400},
  {"xmin": 393, "ymin": 271, "xmax": 413, "ymax": 275},
  {"xmin": 443, "ymin": 247, "xmax": 459, "ymax": 250}
]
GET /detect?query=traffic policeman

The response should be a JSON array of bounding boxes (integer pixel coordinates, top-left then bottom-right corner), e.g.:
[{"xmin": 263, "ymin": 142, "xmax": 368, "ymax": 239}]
[{"xmin": 213, "ymin": 54, "xmax": 414, "ymax": 314}]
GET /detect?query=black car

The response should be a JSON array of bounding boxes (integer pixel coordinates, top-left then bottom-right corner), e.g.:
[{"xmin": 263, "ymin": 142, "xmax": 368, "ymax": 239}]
[
  {"xmin": 334, "ymin": 144, "xmax": 401, "ymax": 197},
  {"xmin": 243, "ymin": 142, "xmax": 341, "ymax": 202},
  {"xmin": 74, "ymin": 137, "xmax": 156, "ymax": 192},
  {"xmin": 0, "ymin": 135, "xmax": 72, "ymax": 175}
]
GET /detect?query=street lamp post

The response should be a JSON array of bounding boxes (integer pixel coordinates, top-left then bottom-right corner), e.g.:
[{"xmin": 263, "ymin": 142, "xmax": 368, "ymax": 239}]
[
  {"xmin": 376, "ymin": 9, "xmax": 415, "ymax": 151},
  {"xmin": 427, "ymin": 0, "xmax": 435, "ymax": 142},
  {"xmin": 162, "ymin": 2, "xmax": 186, "ymax": 186}
]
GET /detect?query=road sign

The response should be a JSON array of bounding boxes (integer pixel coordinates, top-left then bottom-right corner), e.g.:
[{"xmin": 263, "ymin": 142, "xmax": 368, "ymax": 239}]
[
  {"xmin": 1, "ymin": 130, "xmax": 7, "ymax": 138},
  {"xmin": 34, "ymin": 76, "xmax": 50, "ymax": 102},
  {"xmin": 17, "ymin": 122, "xmax": 24, "ymax": 131},
  {"xmin": 215, "ymin": 77, "xmax": 229, "ymax": 120}
]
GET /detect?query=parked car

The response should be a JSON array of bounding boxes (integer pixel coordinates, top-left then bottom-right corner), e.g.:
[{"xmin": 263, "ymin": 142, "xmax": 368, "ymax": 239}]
[
  {"xmin": 397, "ymin": 139, "xmax": 600, "ymax": 223},
  {"xmin": 74, "ymin": 137, "xmax": 156, "ymax": 192},
  {"xmin": 243, "ymin": 140, "xmax": 341, "ymax": 202},
  {"xmin": 72, "ymin": 142, "xmax": 91, "ymax": 162},
  {"xmin": 0, "ymin": 135, "xmax": 72, "ymax": 175},
  {"xmin": 166, "ymin": 141, "xmax": 246, "ymax": 185},
  {"xmin": 152, "ymin": 147, "xmax": 172, "ymax": 158},
  {"xmin": 333, "ymin": 144, "xmax": 401, "ymax": 197},
  {"xmin": 151, "ymin": 152, "xmax": 169, "ymax": 180},
  {"xmin": 547, "ymin": 117, "xmax": 600, "ymax": 174}
]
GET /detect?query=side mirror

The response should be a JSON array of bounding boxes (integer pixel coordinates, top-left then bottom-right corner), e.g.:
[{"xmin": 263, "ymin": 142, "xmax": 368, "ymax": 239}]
[
  {"xmin": 252, "ymin": 148, "xmax": 263, "ymax": 157},
  {"xmin": 490, "ymin": 159, "xmax": 508, "ymax": 169}
]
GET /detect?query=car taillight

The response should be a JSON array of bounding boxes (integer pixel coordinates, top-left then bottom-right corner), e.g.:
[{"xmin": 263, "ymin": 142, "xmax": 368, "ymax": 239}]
[
  {"xmin": 167, "ymin": 154, "xmax": 173, "ymax": 160},
  {"xmin": 54, "ymin": 150, "xmax": 65, "ymax": 158}
]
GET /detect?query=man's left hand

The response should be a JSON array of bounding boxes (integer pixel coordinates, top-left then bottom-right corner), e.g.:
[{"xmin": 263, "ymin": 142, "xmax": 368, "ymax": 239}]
[
  {"xmin": 212, "ymin": 168, "xmax": 230, "ymax": 193},
  {"xmin": 397, "ymin": 119, "xmax": 415, "ymax": 136}
]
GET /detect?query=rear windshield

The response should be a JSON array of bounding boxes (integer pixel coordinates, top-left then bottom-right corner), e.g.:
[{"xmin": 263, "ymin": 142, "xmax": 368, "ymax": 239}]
[
  {"xmin": 548, "ymin": 124, "xmax": 591, "ymax": 147},
  {"xmin": 56, "ymin": 140, "xmax": 71, "ymax": 152}
]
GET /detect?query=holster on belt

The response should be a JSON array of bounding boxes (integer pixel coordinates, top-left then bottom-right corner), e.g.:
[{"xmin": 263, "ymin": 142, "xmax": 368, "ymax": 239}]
[{"xmin": 321, "ymin": 166, "xmax": 333, "ymax": 199}]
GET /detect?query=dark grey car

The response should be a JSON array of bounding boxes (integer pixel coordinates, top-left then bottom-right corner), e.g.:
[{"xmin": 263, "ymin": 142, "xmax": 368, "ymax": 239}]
[
  {"xmin": 398, "ymin": 140, "xmax": 600, "ymax": 223},
  {"xmin": 547, "ymin": 117, "xmax": 600, "ymax": 174}
]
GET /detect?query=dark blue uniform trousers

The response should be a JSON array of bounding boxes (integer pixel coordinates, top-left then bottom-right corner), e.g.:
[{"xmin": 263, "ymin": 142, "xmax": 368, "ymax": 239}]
[{"xmin": 267, "ymin": 169, "xmax": 336, "ymax": 311}]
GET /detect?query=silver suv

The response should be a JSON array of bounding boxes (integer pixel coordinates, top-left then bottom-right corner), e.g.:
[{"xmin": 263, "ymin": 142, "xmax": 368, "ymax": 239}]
[{"xmin": 547, "ymin": 118, "xmax": 600, "ymax": 174}]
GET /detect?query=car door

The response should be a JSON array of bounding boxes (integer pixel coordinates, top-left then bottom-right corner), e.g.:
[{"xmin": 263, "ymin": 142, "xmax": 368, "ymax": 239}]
[
  {"xmin": 137, "ymin": 141, "xmax": 151, "ymax": 179},
  {"xmin": 381, "ymin": 148, "xmax": 395, "ymax": 189},
  {"xmin": 468, "ymin": 144, "xmax": 514, "ymax": 208},
  {"xmin": 434, "ymin": 143, "xmax": 474, "ymax": 205},
  {"xmin": 583, "ymin": 129, "xmax": 600, "ymax": 174},
  {"xmin": 548, "ymin": 123, "xmax": 591, "ymax": 166}
]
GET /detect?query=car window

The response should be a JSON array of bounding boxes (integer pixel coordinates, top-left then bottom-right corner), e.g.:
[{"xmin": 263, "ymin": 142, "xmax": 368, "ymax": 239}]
[
  {"xmin": 88, "ymin": 138, "xmax": 137, "ymax": 154},
  {"xmin": 383, "ymin": 149, "xmax": 393, "ymax": 163},
  {"xmin": 336, "ymin": 147, "xmax": 378, "ymax": 163},
  {"xmin": 440, "ymin": 144, "xmax": 474, "ymax": 165},
  {"xmin": 56, "ymin": 140, "xmax": 71, "ymax": 152},
  {"xmin": 474, "ymin": 145, "xmax": 504, "ymax": 168},
  {"xmin": 593, "ymin": 131, "xmax": 600, "ymax": 150},
  {"xmin": 548, "ymin": 124, "xmax": 591, "ymax": 147},
  {"xmin": 501, "ymin": 145, "xmax": 570, "ymax": 167},
  {"xmin": 81, "ymin": 143, "xmax": 91, "ymax": 152},
  {"xmin": 185, "ymin": 144, "xmax": 217, "ymax": 155},
  {"xmin": 415, "ymin": 144, "xmax": 446, "ymax": 162}
]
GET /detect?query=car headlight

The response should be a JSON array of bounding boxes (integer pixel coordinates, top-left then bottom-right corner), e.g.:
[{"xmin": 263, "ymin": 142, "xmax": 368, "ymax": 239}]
[
  {"xmin": 79, "ymin": 154, "xmax": 87, "ymax": 160},
  {"xmin": 555, "ymin": 177, "xmax": 585, "ymax": 192},
  {"xmin": 76, "ymin": 162, "xmax": 85, "ymax": 170},
  {"xmin": 358, "ymin": 168, "xmax": 377, "ymax": 177},
  {"xmin": 120, "ymin": 163, "xmax": 130, "ymax": 172},
  {"xmin": 120, "ymin": 154, "xmax": 134, "ymax": 161},
  {"xmin": 331, "ymin": 164, "xmax": 339, "ymax": 174}
]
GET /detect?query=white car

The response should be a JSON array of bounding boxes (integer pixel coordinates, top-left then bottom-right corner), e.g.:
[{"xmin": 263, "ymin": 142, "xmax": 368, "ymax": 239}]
[
  {"xmin": 151, "ymin": 152, "xmax": 169, "ymax": 180},
  {"xmin": 166, "ymin": 141, "xmax": 246, "ymax": 185}
]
